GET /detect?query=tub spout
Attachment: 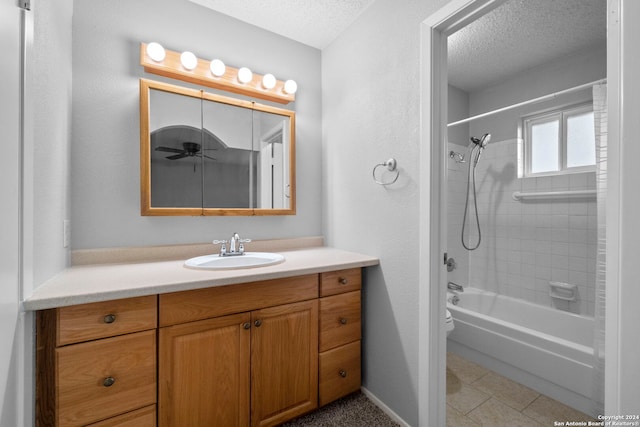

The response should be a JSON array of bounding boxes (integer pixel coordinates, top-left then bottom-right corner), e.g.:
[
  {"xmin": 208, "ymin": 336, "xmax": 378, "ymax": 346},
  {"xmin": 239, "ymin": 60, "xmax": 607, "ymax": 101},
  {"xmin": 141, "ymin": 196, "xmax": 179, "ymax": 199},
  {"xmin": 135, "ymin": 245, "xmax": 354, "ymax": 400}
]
[{"xmin": 447, "ymin": 281, "xmax": 464, "ymax": 292}]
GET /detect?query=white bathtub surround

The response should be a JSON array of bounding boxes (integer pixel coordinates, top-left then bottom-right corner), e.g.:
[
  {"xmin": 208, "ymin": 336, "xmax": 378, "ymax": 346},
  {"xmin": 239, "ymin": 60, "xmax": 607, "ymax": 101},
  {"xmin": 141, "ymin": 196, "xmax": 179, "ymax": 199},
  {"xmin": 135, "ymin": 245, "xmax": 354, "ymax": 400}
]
[
  {"xmin": 447, "ymin": 287, "xmax": 595, "ymax": 416},
  {"xmin": 447, "ymin": 139, "xmax": 597, "ymax": 316}
]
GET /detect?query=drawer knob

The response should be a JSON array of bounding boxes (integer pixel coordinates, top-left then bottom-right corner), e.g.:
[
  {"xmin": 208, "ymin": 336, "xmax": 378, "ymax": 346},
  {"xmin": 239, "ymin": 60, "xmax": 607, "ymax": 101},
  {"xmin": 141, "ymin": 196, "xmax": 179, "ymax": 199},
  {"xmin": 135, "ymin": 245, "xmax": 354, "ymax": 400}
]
[
  {"xmin": 339, "ymin": 369, "xmax": 347, "ymax": 378},
  {"xmin": 254, "ymin": 319, "xmax": 262, "ymax": 327},
  {"xmin": 339, "ymin": 277, "xmax": 348, "ymax": 285},
  {"xmin": 339, "ymin": 317, "xmax": 348, "ymax": 325},
  {"xmin": 103, "ymin": 314, "xmax": 116, "ymax": 324},
  {"xmin": 243, "ymin": 322, "xmax": 251, "ymax": 330},
  {"xmin": 103, "ymin": 376, "xmax": 116, "ymax": 387}
]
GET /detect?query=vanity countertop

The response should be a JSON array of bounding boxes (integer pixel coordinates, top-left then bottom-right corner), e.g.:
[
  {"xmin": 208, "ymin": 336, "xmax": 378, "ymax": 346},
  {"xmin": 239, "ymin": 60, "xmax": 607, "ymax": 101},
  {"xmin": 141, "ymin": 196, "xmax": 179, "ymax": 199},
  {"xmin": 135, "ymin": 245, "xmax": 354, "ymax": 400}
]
[{"xmin": 23, "ymin": 246, "xmax": 379, "ymax": 311}]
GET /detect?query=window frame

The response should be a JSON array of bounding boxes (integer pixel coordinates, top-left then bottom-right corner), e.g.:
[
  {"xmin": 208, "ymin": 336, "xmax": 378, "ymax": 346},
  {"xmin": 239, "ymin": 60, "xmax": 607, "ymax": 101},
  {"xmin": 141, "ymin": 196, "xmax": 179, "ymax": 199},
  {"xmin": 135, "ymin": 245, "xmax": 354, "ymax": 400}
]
[{"xmin": 522, "ymin": 102, "xmax": 596, "ymax": 177}]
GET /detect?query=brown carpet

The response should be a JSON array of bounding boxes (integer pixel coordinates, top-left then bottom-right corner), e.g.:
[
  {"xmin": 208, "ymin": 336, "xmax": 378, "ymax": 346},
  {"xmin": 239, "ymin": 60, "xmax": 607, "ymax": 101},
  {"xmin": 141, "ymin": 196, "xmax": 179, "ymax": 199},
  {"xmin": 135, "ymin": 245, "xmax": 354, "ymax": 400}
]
[{"xmin": 282, "ymin": 392, "xmax": 401, "ymax": 426}]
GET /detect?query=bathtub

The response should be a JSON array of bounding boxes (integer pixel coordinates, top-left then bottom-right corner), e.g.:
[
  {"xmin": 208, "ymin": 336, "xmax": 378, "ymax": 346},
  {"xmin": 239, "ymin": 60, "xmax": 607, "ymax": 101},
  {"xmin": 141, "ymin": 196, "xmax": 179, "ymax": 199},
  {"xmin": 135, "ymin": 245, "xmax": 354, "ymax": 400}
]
[{"xmin": 447, "ymin": 287, "xmax": 595, "ymax": 416}]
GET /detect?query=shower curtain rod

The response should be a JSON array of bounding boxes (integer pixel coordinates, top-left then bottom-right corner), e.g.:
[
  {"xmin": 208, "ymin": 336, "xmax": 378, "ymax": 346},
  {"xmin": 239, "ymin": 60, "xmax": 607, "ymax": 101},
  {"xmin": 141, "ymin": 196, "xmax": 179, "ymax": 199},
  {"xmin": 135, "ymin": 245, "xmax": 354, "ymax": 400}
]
[{"xmin": 447, "ymin": 78, "xmax": 607, "ymax": 127}]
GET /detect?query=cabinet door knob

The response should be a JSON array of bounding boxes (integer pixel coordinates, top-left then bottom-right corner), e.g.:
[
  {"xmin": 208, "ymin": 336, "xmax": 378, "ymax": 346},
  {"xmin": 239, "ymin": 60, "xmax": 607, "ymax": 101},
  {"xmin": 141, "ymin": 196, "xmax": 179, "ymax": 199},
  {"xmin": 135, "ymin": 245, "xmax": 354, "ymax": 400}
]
[
  {"xmin": 103, "ymin": 376, "xmax": 116, "ymax": 387},
  {"xmin": 338, "ymin": 277, "xmax": 348, "ymax": 285},
  {"xmin": 243, "ymin": 322, "xmax": 251, "ymax": 330},
  {"xmin": 339, "ymin": 317, "xmax": 348, "ymax": 325},
  {"xmin": 254, "ymin": 319, "xmax": 262, "ymax": 327},
  {"xmin": 103, "ymin": 314, "xmax": 116, "ymax": 324},
  {"xmin": 339, "ymin": 369, "xmax": 347, "ymax": 378}
]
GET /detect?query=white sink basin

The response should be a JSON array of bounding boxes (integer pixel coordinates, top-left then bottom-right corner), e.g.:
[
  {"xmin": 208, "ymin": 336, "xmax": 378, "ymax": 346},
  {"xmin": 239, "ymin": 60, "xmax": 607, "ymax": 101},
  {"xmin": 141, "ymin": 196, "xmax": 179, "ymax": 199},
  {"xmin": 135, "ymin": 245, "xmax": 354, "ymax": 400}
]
[{"xmin": 184, "ymin": 252, "xmax": 285, "ymax": 270}]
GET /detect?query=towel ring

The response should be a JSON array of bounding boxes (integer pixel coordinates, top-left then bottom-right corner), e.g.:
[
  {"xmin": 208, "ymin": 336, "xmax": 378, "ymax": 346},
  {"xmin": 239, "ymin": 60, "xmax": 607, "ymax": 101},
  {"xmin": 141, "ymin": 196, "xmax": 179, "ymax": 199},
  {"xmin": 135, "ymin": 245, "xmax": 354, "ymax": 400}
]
[{"xmin": 372, "ymin": 158, "xmax": 399, "ymax": 186}]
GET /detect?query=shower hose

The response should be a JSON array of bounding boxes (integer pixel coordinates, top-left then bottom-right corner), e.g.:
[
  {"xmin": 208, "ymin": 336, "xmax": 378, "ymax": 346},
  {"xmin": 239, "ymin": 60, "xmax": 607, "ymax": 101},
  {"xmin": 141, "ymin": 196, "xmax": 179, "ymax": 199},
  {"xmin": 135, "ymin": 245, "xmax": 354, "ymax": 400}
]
[{"xmin": 461, "ymin": 144, "xmax": 482, "ymax": 251}]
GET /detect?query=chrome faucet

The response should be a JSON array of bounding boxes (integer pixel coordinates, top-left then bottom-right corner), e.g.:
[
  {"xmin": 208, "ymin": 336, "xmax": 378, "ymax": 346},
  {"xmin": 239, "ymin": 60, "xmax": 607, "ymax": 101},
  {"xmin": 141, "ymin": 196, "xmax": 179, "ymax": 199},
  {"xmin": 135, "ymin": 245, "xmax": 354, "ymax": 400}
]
[
  {"xmin": 214, "ymin": 233, "xmax": 251, "ymax": 257},
  {"xmin": 230, "ymin": 232, "xmax": 240, "ymax": 254},
  {"xmin": 447, "ymin": 281, "xmax": 464, "ymax": 292}
]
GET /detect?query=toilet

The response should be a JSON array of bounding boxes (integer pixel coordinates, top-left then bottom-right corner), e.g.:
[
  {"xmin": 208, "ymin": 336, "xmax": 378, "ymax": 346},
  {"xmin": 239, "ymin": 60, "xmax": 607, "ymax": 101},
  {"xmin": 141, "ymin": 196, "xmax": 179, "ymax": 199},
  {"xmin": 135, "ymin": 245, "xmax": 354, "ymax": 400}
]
[{"xmin": 445, "ymin": 309, "xmax": 455, "ymax": 336}]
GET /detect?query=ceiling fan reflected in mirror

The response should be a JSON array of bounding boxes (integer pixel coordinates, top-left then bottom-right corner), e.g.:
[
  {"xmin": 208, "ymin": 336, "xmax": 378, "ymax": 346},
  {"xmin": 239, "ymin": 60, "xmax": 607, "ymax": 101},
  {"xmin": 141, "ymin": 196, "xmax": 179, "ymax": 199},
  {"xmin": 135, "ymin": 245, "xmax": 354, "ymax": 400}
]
[
  {"xmin": 155, "ymin": 142, "xmax": 217, "ymax": 172},
  {"xmin": 155, "ymin": 142, "xmax": 217, "ymax": 161}
]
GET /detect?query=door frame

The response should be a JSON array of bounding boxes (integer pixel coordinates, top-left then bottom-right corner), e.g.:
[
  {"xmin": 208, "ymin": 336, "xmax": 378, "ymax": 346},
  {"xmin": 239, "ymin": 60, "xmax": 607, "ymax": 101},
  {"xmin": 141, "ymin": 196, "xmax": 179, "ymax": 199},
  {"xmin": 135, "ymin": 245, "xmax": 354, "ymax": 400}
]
[{"xmin": 418, "ymin": 0, "xmax": 624, "ymax": 423}]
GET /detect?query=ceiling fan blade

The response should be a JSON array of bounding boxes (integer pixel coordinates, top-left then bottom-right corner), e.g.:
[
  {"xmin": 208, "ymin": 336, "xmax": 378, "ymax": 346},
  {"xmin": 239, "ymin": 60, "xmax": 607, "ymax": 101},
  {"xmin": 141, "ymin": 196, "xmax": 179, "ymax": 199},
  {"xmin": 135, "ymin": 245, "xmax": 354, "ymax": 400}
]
[
  {"xmin": 156, "ymin": 146, "xmax": 185, "ymax": 153},
  {"xmin": 203, "ymin": 155, "xmax": 217, "ymax": 160},
  {"xmin": 166, "ymin": 153, "xmax": 188, "ymax": 160}
]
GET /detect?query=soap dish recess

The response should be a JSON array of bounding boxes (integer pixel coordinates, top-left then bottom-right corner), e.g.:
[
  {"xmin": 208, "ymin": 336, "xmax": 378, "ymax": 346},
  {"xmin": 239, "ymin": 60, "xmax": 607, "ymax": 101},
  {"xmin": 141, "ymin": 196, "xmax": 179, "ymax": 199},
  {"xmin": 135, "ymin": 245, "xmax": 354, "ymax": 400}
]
[{"xmin": 549, "ymin": 281, "xmax": 577, "ymax": 301}]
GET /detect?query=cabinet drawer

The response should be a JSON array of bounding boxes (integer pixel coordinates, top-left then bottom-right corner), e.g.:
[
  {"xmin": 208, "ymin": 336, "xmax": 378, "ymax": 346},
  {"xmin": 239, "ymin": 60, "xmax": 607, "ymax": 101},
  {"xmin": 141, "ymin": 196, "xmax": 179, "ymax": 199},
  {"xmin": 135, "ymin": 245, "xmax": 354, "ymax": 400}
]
[
  {"xmin": 320, "ymin": 268, "xmax": 361, "ymax": 297},
  {"xmin": 86, "ymin": 405, "xmax": 156, "ymax": 427},
  {"xmin": 319, "ymin": 291, "xmax": 361, "ymax": 352},
  {"xmin": 56, "ymin": 330, "xmax": 156, "ymax": 426},
  {"xmin": 160, "ymin": 274, "xmax": 318, "ymax": 326},
  {"xmin": 57, "ymin": 295, "xmax": 157, "ymax": 346},
  {"xmin": 319, "ymin": 340, "xmax": 361, "ymax": 406}
]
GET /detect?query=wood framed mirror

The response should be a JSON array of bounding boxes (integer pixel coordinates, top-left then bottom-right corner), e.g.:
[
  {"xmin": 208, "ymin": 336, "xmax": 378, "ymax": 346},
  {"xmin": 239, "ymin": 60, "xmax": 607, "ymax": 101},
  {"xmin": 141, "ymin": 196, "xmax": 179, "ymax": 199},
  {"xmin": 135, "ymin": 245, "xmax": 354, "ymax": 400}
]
[{"xmin": 140, "ymin": 79, "xmax": 296, "ymax": 216}]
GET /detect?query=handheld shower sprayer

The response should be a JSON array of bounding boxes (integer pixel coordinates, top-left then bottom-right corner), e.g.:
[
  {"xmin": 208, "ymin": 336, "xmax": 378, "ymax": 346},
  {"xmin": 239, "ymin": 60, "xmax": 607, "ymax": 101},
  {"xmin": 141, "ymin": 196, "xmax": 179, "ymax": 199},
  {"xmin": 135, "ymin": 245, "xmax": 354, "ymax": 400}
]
[
  {"xmin": 461, "ymin": 133, "xmax": 491, "ymax": 250},
  {"xmin": 470, "ymin": 133, "xmax": 491, "ymax": 165}
]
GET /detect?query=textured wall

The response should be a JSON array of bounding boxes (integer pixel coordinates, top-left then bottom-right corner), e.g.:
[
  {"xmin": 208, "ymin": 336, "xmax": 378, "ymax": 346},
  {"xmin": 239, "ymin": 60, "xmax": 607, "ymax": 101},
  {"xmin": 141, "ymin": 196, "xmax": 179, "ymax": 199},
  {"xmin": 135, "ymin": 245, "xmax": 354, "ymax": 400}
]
[
  {"xmin": 71, "ymin": 0, "xmax": 321, "ymax": 249},
  {"xmin": 322, "ymin": 0, "xmax": 447, "ymax": 424},
  {"xmin": 29, "ymin": 0, "xmax": 73, "ymax": 288}
]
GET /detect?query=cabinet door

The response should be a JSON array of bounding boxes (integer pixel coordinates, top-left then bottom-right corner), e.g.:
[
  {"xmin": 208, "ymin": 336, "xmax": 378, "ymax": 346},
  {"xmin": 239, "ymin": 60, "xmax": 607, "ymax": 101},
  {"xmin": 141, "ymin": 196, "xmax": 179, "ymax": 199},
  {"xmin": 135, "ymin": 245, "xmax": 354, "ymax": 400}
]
[
  {"xmin": 159, "ymin": 312, "xmax": 251, "ymax": 427},
  {"xmin": 250, "ymin": 300, "xmax": 318, "ymax": 427}
]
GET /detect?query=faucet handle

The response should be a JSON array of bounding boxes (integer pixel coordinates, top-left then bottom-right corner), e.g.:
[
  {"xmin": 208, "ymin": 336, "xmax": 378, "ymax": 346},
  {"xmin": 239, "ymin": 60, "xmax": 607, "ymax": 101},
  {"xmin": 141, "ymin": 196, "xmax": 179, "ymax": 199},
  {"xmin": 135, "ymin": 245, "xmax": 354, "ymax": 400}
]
[
  {"xmin": 238, "ymin": 238, "xmax": 251, "ymax": 254},
  {"xmin": 213, "ymin": 240, "xmax": 228, "ymax": 256}
]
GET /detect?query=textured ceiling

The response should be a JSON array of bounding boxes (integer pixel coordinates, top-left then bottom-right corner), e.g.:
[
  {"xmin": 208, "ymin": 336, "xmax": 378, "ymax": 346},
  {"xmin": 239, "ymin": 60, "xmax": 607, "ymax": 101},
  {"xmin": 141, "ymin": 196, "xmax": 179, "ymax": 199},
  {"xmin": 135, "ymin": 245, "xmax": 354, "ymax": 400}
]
[
  {"xmin": 188, "ymin": 0, "xmax": 605, "ymax": 90},
  {"xmin": 189, "ymin": 0, "xmax": 375, "ymax": 49},
  {"xmin": 448, "ymin": 0, "xmax": 606, "ymax": 93}
]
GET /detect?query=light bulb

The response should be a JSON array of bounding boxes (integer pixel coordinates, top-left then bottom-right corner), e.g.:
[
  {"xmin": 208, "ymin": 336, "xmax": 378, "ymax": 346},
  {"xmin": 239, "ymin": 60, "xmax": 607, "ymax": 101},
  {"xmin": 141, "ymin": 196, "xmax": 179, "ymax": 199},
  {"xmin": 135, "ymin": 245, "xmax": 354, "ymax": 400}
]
[
  {"xmin": 283, "ymin": 79, "xmax": 298, "ymax": 95},
  {"xmin": 262, "ymin": 73, "xmax": 276, "ymax": 89},
  {"xmin": 146, "ymin": 42, "xmax": 165, "ymax": 62},
  {"xmin": 209, "ymin": 59, "xmax": 226, "ymax": 77},
  {"xmin": 180, "ymin": 51, "xmax": 198, "ymax": 71},
  {"xmin": 237, "ymin": 67, "xmax": 253, "ymax": 84}
]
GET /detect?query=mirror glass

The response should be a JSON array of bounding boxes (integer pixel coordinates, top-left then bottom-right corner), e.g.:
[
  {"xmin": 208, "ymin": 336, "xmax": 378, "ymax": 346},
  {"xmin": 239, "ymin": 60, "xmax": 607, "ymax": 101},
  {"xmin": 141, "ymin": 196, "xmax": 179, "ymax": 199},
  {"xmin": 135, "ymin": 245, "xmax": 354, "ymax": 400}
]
[{"xmin": 141, "ymin": 79, "xmax": 295, "ymax": 216}]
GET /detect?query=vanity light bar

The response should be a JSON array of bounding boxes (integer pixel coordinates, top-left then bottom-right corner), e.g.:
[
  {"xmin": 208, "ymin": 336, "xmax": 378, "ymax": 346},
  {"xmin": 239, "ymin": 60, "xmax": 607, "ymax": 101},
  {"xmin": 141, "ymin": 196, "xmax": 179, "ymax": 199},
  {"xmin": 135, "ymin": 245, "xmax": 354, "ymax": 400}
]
[{"xmin": 140, "ymin": 42, "xmax": 296, "ymax": 105}]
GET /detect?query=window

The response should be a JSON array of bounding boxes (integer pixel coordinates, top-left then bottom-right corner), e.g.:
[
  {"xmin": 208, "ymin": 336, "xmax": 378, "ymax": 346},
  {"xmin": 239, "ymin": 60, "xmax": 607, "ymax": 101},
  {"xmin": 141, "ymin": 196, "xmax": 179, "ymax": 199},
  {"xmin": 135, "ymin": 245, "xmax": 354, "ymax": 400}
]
[{"xmin": 523, "ymin": 103, "xmax": 596, "ymax": 176}]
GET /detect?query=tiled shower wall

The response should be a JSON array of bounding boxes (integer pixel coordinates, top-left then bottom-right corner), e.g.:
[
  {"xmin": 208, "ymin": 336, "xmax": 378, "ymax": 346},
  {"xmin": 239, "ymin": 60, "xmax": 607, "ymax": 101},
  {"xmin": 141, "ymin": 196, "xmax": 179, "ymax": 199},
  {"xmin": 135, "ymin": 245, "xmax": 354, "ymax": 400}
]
[{"xmin": 447, "ymin": 139, "xmax": 597, "ymax": 316}]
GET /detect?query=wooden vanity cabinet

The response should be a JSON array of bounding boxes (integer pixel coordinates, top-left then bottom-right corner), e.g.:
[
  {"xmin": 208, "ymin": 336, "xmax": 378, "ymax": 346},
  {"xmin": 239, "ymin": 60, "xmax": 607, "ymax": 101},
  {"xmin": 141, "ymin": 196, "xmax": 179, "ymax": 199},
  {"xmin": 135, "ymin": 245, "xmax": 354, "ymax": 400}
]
[
  {"xmin": 158, "ymin": 275, "xmax": 319, "ymax": 427},
  {"xmin": 36, "ymin": 295, "xmax": 158, "ymax": 427},
  {"xmin": 36, "ymin": 268, "xmax": 364, "ymax": 426},
  {"xmin": 318, "ymin": 268, "xmax": 362, "ymax": 406}
]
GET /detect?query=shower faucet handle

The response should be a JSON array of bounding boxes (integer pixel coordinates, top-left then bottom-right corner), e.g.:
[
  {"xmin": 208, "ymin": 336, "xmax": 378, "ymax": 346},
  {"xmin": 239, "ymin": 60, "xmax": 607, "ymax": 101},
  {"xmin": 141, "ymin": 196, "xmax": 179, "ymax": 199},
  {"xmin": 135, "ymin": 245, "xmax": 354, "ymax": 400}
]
[{"xmin": 446, "ymin": 257, "xmax": 457, "ymax": 272}]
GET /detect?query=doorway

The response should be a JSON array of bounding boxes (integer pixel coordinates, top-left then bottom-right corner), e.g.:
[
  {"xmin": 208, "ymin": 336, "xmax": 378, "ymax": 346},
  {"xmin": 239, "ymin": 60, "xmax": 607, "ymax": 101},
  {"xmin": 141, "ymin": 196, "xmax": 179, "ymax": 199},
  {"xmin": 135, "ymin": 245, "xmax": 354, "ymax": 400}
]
[{"xmin": 418, "ymin": 0, "xmax": 623, "ymax": 425}]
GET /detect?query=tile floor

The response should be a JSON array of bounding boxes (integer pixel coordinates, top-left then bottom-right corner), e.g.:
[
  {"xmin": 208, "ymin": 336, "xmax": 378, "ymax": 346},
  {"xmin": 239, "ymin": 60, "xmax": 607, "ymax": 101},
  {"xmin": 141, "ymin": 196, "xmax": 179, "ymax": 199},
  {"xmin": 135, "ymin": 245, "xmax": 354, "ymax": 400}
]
[{"xmin": 447, "ymin": 352, "xmax": 596, "ymax": 426}]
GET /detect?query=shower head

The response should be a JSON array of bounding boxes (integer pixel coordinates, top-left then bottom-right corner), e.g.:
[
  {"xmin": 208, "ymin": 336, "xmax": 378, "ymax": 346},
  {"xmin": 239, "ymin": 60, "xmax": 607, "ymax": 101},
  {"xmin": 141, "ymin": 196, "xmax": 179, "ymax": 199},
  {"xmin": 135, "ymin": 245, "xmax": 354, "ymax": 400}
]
[{"xmin": 470, "ymin": 133, "xmax": 491, "ymax": 148}]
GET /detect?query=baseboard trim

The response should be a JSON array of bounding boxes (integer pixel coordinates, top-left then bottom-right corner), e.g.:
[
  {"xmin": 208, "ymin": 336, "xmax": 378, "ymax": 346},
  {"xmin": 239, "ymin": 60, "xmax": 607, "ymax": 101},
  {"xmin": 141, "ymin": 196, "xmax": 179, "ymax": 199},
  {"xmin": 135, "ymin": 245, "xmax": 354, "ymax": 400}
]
[{"xmin": 360, "ymin": 387, "xmax": 411, "ymax": 427}]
